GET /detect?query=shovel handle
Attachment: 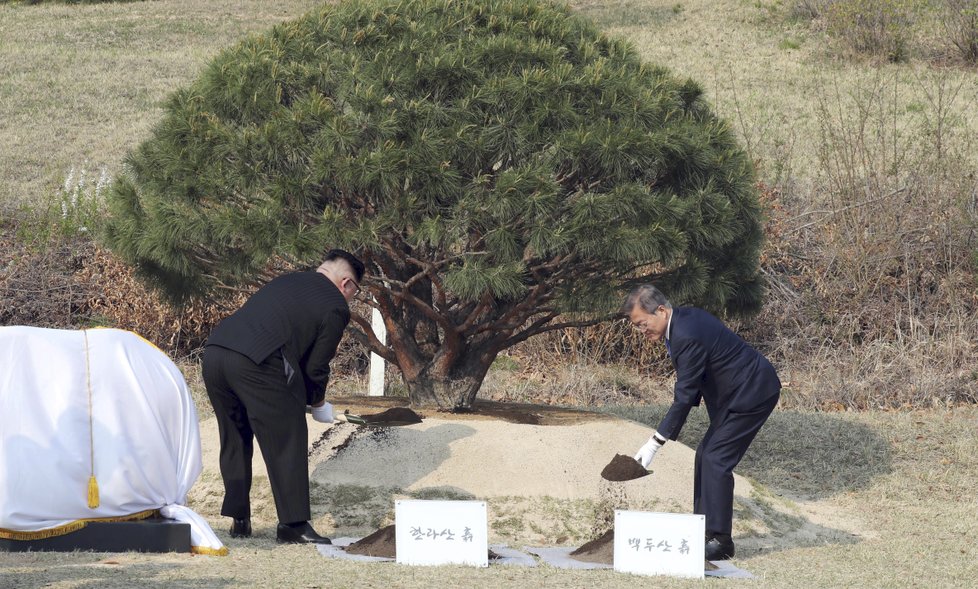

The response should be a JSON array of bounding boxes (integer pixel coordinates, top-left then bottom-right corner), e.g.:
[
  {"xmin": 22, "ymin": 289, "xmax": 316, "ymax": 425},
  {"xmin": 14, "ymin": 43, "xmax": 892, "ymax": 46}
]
[{"xmin": 334, "ymin": 412, "xmax": 367, "ymax": 425}]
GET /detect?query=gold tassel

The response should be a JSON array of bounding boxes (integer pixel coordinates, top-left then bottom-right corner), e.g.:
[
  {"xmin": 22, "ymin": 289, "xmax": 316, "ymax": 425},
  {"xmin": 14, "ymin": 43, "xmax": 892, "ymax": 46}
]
[
  {"xmin": 192, "ymin": 546, "xmax": 230, "ymax": 557},
  {"xmin": 87, "ymin": 475, "xmax": 100, "ymax": 509}
]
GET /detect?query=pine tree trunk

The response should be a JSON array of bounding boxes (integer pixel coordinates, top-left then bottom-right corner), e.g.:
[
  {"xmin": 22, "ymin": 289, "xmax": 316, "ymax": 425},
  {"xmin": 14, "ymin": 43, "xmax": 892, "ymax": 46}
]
[{"xmin": 402, "ymin": 354, "xmax": 495, "ymax": 409}]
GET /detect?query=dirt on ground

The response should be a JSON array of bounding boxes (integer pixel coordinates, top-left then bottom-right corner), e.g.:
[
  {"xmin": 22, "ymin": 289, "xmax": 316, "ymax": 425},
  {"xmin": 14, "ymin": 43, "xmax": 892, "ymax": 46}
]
[
  {"xmin": 359, "ymin": 407, "xmax": 423, "ymax": 425},
  {"xmin": 570, "ymin": 529, "xmax": 615, "ymax": 564},
  {"xmin": 328, "ymin": 396, "xmax": 616, "ymax": 426},
  {"xmin": 569, "ymin": 530, "xmax": 718, "ymax": 570},
  {"xmin": 344, "ymin": 524, "xmax": 396, "ymax": 558},
  {"xmin": 344, "ymin": 524, "xmax": 501, "ymax": 561}
]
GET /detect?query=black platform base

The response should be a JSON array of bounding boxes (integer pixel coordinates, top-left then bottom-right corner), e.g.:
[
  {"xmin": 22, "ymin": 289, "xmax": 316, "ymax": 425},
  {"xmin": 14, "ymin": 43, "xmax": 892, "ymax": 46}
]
[{"xmin": 0, "ymin": 518, "xmax": 192, "ymax": 553}]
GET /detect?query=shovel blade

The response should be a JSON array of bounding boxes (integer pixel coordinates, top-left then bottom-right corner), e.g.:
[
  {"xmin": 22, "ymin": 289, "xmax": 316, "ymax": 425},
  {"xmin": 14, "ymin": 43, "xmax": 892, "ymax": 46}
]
[{"xmin": 336, "ymin": 412, "xmax": 368, "ymax": 425}]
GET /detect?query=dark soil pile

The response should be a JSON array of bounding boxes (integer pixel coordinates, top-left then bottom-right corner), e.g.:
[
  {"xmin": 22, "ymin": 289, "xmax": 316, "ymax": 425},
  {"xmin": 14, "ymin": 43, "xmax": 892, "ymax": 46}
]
[
  {"xmin": 442, "ymin": 404, "xmax": 541, "ymax": 424},
  {"xmin": 343, "ymin": 524, "xmax": 501, "ymax": 560},
  {"xmin": 344, "ymin": 524, "xmax": 397, "ymax": 558},
  {"xmin": 570, "ymin": 529, "xmax": 614, "ymax": 564},
  {"xmin": 361, "ymin": 407, "xmax": 423, "ymax": 425},
  {"xmin": 600, "ymin": 453, "xmax": 650, "ymax": 482}
]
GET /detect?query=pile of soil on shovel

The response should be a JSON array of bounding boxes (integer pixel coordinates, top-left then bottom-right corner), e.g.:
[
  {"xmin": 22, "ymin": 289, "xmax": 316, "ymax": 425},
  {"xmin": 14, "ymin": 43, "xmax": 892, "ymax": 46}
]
[
  {"xmin": 343, "ymin": 524, "xmax": 501, "ymax": 560},
  {"xmin": 600, "ymin": 453, "xmax": 650, "ymax": 482},
  {"xmin": 361, "ymin": 407, "xmax": 423, "ymax": 425},
  {"xmin": 570, "ymin": 530, "xmax": 719, "ymax": 570}
]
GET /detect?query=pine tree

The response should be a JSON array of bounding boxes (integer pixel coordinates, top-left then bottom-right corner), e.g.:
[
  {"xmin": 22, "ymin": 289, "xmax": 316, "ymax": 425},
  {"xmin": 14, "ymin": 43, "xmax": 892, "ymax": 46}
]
[{"xmin": 104, "ymin": 0, "xmax": 767, "ymax": 408}]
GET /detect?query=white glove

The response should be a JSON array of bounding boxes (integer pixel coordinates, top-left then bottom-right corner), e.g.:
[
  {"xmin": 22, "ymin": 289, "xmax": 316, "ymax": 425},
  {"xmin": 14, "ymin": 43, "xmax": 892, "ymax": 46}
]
[
  {"xmin": 310, "ymin": 402, "xmax": 334, "ymax": 423},
  {"xmin": 634, "ymin": 433, "xmax": 666, "ymax": 468}
]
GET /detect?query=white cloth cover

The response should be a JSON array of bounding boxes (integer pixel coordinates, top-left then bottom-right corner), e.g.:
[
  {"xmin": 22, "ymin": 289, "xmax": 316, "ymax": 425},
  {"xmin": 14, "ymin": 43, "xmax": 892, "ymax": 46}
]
[
  {"xmin": 0, "ymin": 326, "xmax": 226, "ymax": 555},
  {"xmin": 159, "ymin": 504, "xmax": 225, "ymax": 554}
]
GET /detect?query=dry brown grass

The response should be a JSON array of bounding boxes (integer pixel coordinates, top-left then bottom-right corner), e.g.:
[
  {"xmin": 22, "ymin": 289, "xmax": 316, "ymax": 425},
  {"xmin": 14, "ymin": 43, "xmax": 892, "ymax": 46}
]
[{"xmin": 0, "ymin": 0, "xmax": 323, "ymax": 208}]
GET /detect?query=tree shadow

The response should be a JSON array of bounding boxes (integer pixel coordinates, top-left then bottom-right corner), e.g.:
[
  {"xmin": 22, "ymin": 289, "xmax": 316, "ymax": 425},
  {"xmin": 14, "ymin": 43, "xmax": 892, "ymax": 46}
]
[
  {"xmin": 311, "ymin": 423, "xmax": 477, "ymax": 490},
  {"xmin": 602, "ymin": 404, "xmax": 893, "ymax": 501},
  {"xmin": 601, "ymin": 404, "xmax": 891, "ymax": 557},
  {"xmin": 308, "ymin": 423, "xmax": 478, "ymax": 536}
]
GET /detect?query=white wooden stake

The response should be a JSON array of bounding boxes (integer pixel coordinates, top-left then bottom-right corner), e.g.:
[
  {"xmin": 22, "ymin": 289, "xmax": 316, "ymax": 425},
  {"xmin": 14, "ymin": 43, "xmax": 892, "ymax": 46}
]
[{"xmin": 368, "ymin": 307, "xmax": 386, "ymax": 396}]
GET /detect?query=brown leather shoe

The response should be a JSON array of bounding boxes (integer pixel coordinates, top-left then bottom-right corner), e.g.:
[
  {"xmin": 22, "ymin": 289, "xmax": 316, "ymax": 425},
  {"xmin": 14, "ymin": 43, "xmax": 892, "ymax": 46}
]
[
  {"xmin": 229, "ymin": 518, "xmax": 252, "ymax": 538},
  {"xmin": 276, "ymin": 522, "xmax": 331, "ymax": 544}
]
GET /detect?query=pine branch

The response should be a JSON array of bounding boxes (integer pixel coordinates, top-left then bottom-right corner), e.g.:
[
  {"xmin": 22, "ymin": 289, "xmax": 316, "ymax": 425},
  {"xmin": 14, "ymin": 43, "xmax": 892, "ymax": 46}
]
[
  {"xmin": 502, "ymin": 311, "xmax": 618, "ymax": 348},
  {"xmin": 348, "ymin": 312, "xmax": 397, "ymax": 363}
]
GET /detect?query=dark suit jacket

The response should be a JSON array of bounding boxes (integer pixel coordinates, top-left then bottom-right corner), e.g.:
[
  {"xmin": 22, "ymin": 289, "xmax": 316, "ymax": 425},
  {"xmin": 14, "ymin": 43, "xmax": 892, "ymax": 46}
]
[
  {"xmin": 206, "ymin": 271, "xmax": 350, "ymax": 405},
  {"xmin": 656, "ymin": 307, "xmax": 781, "ymax": 440}
]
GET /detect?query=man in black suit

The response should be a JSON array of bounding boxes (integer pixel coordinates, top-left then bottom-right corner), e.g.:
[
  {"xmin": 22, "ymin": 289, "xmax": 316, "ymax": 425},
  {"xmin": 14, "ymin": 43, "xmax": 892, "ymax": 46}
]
[
  {"xmin": 622, "ymin": 285, "xmax": 780, "ymax": 561},
  {"xmin": 202, "ymin": 249, "xmax": 364, "ymax": 544}
]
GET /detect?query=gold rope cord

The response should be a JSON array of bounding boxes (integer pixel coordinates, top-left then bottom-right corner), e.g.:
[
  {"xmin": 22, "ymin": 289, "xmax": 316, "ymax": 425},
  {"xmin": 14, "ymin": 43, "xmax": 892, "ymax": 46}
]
[
  {"xmin": 82, "ymin": 329, "xmax": 99, "ymax": 509},
  {"xmin": 0, "ymin": 509, "xmax": 159, "ymax": 541},
  {"xmin": 192, "ymin": 545, "xmax": 230, "ymax": 556}
]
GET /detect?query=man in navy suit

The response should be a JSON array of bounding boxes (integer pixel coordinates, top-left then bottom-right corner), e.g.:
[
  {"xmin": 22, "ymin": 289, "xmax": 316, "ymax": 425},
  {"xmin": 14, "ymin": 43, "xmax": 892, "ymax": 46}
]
[
  {"xmin": 203, "ymin": 249, "xmax": 364, "ymax": 545},
  {"xmin": 622, "ymin": 285, "xmax": 780, "ymax": 560}
]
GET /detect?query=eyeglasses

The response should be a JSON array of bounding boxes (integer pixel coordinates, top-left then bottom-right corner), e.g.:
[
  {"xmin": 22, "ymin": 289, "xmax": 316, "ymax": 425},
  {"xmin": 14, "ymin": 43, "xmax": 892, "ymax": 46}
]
[
  {"xmin": 631, "ymin": 320, "xmax": 649, "ymax": 332},
  {"xmin": 343, "ymin": 276, "xmax": 361, "ymax": 296}
]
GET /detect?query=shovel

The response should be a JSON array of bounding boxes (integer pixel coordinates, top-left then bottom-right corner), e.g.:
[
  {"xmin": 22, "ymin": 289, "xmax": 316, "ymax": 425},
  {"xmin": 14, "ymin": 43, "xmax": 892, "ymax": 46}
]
[
  {"xmin": 331, "ymin": 407, "xmax": 423, "ymax": 427},
  {"xmin": 306, "ymin": 406, "xmax": 369, "ymax": 425},
  {"xmin": 334, "ymin": 411, "xmax": 370, "ymax": 426}
]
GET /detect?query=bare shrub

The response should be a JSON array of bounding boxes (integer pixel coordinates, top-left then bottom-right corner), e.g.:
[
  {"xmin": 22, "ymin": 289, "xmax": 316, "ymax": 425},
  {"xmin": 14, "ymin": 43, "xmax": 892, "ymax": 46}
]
[
  {"xmin": 745, "ymin": 67, "xmax": 978, "ymax": 409},
  {"xmin": 0, "ymin": 218, "xmax": 99, "ymax": 329},
  {"xmin": 74, "ymin": 245, "xmax": 243, "ymax": 358},
  {"xmin": 824, "ymin": 0, "xmax": 924, "ymax": 62},
  {"xmin": 510, "ymin": 319, "xmax": 661, "ymax": 369},
  {"xmin": 1, "ymin": 164, "xmax": 114, "ymax": 331},
  {"xmin": 790, "ymin": 0, "xmax": 834, "ymax": 20},
  {"xmin": 938, "ymin": 0, "xmax": 978, "ymax": 63},
  {"xmin": 479, "ymin": 359, "xmax": 661, "ymax": 407}
]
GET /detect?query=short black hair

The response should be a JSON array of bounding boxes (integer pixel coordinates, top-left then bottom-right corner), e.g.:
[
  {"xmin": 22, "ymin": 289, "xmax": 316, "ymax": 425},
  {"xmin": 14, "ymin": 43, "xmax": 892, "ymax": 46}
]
[{"xmin": 324, "ymin": 249, "xmax": 365, "ymax": 281}]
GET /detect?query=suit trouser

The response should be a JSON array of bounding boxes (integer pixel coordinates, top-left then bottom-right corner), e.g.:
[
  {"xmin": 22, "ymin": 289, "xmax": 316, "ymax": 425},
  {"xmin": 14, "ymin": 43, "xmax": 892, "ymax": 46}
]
[
  {"xmin": 202, "ymin": 345, "xmax": 310, "ymax": 524},
  {"xmin": 693, "ymin": 391, "xmax": 780, "ymax": 535}
]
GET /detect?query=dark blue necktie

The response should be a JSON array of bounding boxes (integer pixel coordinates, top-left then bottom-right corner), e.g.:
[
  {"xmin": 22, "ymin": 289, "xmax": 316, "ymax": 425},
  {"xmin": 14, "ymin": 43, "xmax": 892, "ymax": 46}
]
[{"xmin": 665, "ymin": 338, "xmax": 671, "ymax": 357}]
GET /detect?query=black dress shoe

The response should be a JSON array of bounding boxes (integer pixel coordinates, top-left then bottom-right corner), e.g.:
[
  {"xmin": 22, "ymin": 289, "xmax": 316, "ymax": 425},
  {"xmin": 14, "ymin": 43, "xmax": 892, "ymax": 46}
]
[
  {"xmin": 705, "ymin": 535, "xmax": 735, "ymax": 560},
  {"xmin": 276, "ymin": 522, "xmax": 332, "ymax": 545},
  {"xmin": 229, "ymin": 518, "xmax": 252, "ymax": 538}
]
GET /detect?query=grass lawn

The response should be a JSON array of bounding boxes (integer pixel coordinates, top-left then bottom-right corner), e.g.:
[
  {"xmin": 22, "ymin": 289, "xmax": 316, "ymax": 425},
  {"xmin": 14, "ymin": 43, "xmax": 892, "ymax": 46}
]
[
  {"xmin": 0, "ymin": 0, "xmax": 322, "ymax": 208},
  {"xmin": 1, "ymin": 406, "xmax": 975, "ymax": 588}
]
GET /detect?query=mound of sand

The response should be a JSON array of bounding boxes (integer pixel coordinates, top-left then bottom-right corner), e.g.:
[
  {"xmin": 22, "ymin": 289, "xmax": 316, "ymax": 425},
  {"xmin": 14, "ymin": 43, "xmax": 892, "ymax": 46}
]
[
  {"xmin": 305, "ymin": 414, "xmax": 702, "ymax": 505},
  {"xmin": 195, "ymin": 397, "xmax": 868, "ymax": 551},
  {"xmin": 198, "ymin": 399, "xmax": 736, "ymax": 513}
]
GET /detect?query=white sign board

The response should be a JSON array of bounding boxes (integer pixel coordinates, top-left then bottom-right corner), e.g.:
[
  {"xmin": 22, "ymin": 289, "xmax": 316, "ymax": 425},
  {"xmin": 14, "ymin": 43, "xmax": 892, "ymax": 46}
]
[
  {"xmin": 395, "ymin": 500, "xmax": 488, "ymax": 567},
  {"xmin": 614, "ymin": 510, "xmax": 705, "ymax": 579}
]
